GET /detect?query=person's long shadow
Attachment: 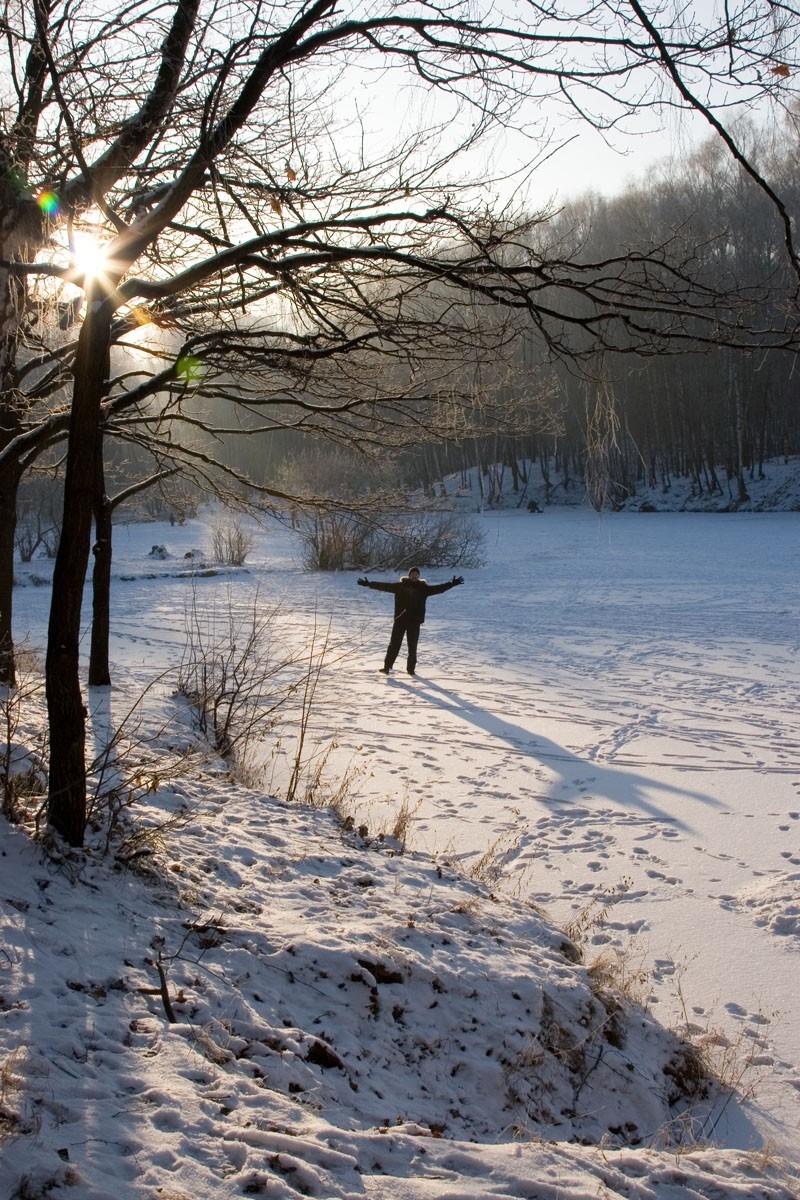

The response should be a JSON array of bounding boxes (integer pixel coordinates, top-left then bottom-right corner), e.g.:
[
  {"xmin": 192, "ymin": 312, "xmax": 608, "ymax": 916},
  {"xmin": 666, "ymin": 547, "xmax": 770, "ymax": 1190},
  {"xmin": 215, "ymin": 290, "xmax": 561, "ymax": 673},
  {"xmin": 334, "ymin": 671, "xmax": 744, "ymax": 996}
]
[{"xmin": 391, "ymin": 675, "xmax": 721, "ymax": 829}]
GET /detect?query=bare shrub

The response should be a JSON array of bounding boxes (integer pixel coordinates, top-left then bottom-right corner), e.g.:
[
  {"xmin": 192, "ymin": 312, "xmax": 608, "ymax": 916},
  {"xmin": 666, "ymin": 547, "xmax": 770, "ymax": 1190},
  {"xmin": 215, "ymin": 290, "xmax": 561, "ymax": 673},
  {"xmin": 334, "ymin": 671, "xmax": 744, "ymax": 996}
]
[
  {"xmin": 298, "ymin": 511, "xmax": 371, "ymax": 571},
  {"xmin": 1, "ymin": 656, "xmax": 47, "ymax": 825},
  {"xmin": 586, "ymin": 944, "xmax": 651, "ymax": 1008},
  {"xmin": 564, "ymin": 876, "xmax": 633, "ymax": 946},
  {"xmin": 389, "ymin": 792, "xmax": 423, "ymax": 852},
  {"xmin": 210, "ymin": 514, "xmax": 255, "ymax": 566},
  {"xmin": 468, "ymin": 827, "xmax": 524, "ymax": 887},
  {"xmin": 292, "ymin": 748, "xmax": 363, "ymax": 826},
  {"xmin": 15, "ymin": 476, "xmax": 62, "ymax": 562},
  {"xmin": 176, "ymin": 590, "xmax": 301, "ymax": 770},
  {"xmin": 176, "ymin": 589, "xmax": 357, "ymax": 814},
  {"xmin": 284, "ymin": 612, "xmax": 332, "ymax": 803},
  {"xmin": 263, "ymin": 610, "xmax": 365, "ymax": 810},
  {"xmin": 299, "ymin": 507, "xmax": 486, "ymax": 571},
  {"xmin": 83, "ymin": 680, "xmax": 200, "ymax": 867}
]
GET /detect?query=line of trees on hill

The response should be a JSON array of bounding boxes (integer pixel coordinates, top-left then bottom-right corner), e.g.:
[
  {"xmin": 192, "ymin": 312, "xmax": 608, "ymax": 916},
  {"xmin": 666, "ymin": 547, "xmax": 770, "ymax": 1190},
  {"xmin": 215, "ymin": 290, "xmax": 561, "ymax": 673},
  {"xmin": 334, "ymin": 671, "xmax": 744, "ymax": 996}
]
[{"xmin": 413, "ymin": 129, "xmax": 800, "ymax": 507}]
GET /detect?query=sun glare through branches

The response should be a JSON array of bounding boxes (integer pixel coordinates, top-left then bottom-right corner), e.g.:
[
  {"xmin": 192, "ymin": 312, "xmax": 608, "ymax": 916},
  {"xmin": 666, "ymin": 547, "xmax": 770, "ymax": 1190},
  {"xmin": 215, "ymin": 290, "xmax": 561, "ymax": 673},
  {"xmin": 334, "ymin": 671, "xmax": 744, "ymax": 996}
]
[{"xmin": 70, "ymin": 235, "xmax": 111, "ymax": 283}]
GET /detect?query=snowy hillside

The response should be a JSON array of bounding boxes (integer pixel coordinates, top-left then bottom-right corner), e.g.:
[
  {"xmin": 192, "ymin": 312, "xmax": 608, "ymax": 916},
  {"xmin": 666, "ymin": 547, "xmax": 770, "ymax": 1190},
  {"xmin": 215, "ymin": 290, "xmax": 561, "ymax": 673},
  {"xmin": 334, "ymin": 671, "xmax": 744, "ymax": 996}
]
[
  {"xmin": 2, "ymin": 788, "xmax": 778, "ymax": 1200},
  {"xmin": 447, "ymin": 454, "xmax": 800, "ymax": 513}
]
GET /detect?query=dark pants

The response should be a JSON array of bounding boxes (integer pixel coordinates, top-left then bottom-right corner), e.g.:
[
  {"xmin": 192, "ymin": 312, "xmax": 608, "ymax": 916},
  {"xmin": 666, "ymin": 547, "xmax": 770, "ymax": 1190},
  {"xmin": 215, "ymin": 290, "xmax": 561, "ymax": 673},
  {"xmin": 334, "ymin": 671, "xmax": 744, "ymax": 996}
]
[{"xmin": 385, "ymin": 616, "xmax": 420, "ymax": 673}]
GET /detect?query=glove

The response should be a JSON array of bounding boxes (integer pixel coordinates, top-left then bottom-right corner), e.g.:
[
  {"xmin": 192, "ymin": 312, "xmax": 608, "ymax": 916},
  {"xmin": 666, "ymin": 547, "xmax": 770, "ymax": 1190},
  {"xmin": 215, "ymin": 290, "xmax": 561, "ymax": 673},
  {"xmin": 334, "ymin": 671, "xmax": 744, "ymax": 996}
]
[
  {"xmin": 452, "ymin": 575, "xmax": 464, "ymax": 586},
  {"xmin": 357, "ymin": 577, "xmax": 369, "ymax": 586}
]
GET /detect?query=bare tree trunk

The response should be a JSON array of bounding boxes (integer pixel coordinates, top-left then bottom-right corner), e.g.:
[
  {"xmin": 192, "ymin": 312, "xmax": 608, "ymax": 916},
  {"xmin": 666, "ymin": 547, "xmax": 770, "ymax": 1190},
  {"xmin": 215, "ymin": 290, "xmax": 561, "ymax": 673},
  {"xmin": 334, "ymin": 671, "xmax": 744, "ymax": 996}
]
[
  {"xmin": 473, "ymin": 439, "xmax": 485, "ymax": 503},
  {"xmin": 757, "ymin": 396, "xmax": 768, "ymax": 478},
  {"xmin": 1, "ymin": 181, "xmax": 41, "ymax": 686},
  {"xmin": 729, "ymin": 359, "xmax": 750, "ymax": 504},
  {"xmin": 89, "ymin": 434, "xmax": 112, "ymax": 687},
  {"xmin": 539, "ymin": 440, "xmax": 551, "ymax": 501},
  {"xmin": 704, "ymin": 446, "xmax": 722, "ymax": 495},
  {"xmin": 0, "ymin": 460, "xmax": 22, "ymax": 685},
  {"xmin": 46, "ymin": 288, "xmax": 111, "ymax": 846},
  {"xmin": 507, "ymin": 446, "xmax": 521, "ymax": 493}
]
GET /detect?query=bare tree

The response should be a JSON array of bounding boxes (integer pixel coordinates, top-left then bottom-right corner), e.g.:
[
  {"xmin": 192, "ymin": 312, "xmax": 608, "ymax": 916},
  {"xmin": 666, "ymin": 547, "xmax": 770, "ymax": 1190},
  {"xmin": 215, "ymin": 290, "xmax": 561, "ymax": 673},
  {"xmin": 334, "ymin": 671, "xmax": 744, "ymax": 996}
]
[
  {"xmin": 3, "ymin": 0, "xmax": 800, "ymax": 842},
  {"xmin": 88, "ymin": 437, "xmax": 181, "ymax": 688}
]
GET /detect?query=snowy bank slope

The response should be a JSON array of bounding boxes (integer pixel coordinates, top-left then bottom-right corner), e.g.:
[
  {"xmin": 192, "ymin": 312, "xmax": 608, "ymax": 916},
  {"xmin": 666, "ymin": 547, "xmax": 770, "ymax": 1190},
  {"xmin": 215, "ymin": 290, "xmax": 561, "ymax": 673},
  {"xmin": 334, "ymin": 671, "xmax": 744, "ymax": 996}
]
[{"xmin": 1, "ymin": 778, "xmax": 797, "ymax": 1200}]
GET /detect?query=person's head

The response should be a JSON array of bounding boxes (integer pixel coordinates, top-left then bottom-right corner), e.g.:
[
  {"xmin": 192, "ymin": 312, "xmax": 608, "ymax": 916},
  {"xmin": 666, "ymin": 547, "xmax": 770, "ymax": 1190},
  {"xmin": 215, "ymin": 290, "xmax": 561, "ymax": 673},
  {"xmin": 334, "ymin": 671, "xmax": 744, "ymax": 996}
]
[{"xmin": 407, "ymin": 566, "xmax": 421, "ymax": 580}]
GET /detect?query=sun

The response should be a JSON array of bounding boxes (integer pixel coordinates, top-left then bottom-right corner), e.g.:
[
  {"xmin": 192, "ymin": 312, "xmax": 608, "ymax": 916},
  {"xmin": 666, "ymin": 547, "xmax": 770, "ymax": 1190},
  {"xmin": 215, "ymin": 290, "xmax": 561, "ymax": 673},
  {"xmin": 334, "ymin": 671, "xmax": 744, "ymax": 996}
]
[{"xmin": 71, "ymin": 235, "xmax": 110, "ymax": 281}]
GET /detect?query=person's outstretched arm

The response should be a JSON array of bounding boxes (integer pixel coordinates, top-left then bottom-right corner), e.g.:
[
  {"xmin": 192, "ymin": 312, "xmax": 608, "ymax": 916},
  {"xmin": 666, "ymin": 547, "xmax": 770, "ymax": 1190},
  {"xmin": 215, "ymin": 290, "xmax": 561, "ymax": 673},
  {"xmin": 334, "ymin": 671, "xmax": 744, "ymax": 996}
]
[
  {"xmin": 425, "ymin": 575, "xmax": 464, "ymax": 596},
  {"xmin": 357, "ymin": 578, "xmax": 398, "ymax": 593}
]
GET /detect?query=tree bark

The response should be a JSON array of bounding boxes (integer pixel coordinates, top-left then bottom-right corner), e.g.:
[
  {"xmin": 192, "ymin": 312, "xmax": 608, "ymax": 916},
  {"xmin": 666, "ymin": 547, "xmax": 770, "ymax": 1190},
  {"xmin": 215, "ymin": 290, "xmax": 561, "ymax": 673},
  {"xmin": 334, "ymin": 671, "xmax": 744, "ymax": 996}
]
[{"xmin": 46, "ymin": 287, "xmax": 112, "ymax": 846}]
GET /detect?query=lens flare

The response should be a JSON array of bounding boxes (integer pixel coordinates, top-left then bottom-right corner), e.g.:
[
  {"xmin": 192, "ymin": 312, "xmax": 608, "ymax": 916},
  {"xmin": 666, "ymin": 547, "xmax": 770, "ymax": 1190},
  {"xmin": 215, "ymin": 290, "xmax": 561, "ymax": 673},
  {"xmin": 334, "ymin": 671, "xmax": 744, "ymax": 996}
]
[
  {"xmin": 176, "ymin": 354, "xmax": 204, "ymax": 383},
  {"xmin": 38, "ymin": 190, "xmax": 60, "ymax": 216}
]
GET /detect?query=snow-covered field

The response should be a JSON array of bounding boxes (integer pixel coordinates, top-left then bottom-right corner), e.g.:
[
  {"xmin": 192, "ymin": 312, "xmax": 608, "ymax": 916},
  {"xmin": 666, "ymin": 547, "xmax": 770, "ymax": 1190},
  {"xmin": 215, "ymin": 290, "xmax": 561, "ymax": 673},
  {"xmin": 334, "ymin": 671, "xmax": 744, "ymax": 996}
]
[{"xmin": 2, "ymin": 462, "xmax": 799, "ymax": 1199}]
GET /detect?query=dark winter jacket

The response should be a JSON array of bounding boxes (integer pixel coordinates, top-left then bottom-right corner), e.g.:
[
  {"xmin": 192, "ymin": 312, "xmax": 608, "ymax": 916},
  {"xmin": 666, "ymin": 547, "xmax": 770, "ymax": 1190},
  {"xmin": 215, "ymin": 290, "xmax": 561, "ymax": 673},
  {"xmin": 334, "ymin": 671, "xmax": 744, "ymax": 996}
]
[{"xmin": 359, "ymin": 575, "xmax": 459, "ymax": 624}]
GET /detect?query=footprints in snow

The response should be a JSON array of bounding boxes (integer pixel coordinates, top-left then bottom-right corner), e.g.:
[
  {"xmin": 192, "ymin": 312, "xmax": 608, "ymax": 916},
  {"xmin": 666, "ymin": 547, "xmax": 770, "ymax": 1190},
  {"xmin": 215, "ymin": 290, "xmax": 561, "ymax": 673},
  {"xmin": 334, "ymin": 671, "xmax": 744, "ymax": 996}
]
[
  {"xmin": 522, "ymin": 806, "xmax": 685, "ymax": 913},
  {"xmin": 586, "ymin": 707, "xmax": 660, "ymax": 763}
]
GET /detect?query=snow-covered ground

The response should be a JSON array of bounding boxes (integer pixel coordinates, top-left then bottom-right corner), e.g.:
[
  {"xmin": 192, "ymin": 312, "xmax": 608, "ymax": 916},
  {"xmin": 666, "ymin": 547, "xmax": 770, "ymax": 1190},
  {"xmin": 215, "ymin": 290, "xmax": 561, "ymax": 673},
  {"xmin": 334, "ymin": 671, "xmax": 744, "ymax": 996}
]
[{"xmin": 2, "ymin": 460, "xmax": 799, "ymax": 1199}]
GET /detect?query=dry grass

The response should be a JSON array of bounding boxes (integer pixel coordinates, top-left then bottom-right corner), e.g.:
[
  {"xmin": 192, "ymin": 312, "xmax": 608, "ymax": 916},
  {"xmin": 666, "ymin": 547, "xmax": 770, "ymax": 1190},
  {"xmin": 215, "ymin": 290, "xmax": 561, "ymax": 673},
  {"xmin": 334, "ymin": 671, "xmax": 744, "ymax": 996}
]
[
  {"xmin": 468, "ymin": 828, "xmax": 524, "ymax": 887},
  {"xmin": 586, "ymin": 943, "xmax": 652, "ymax": 1008},
  {"xmin": 0, "ymin": 1049, "xmax": 25, "ymax": 1142},
  {"xmin": 387, "ymin": 792, "xmax": 423, "ymax": 851}
]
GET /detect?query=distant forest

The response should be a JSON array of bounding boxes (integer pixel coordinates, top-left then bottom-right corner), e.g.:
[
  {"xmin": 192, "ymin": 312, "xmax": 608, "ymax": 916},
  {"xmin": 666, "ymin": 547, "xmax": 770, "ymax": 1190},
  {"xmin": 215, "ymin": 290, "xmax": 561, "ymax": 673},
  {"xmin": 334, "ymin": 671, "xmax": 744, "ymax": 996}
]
[
  {"xmin": 191, "ymin": 129, "xmax": 800, "ymax": 513},
  {"xmin": 412, "ymin": 129, "xmax": 800, "ymax": 508}
]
